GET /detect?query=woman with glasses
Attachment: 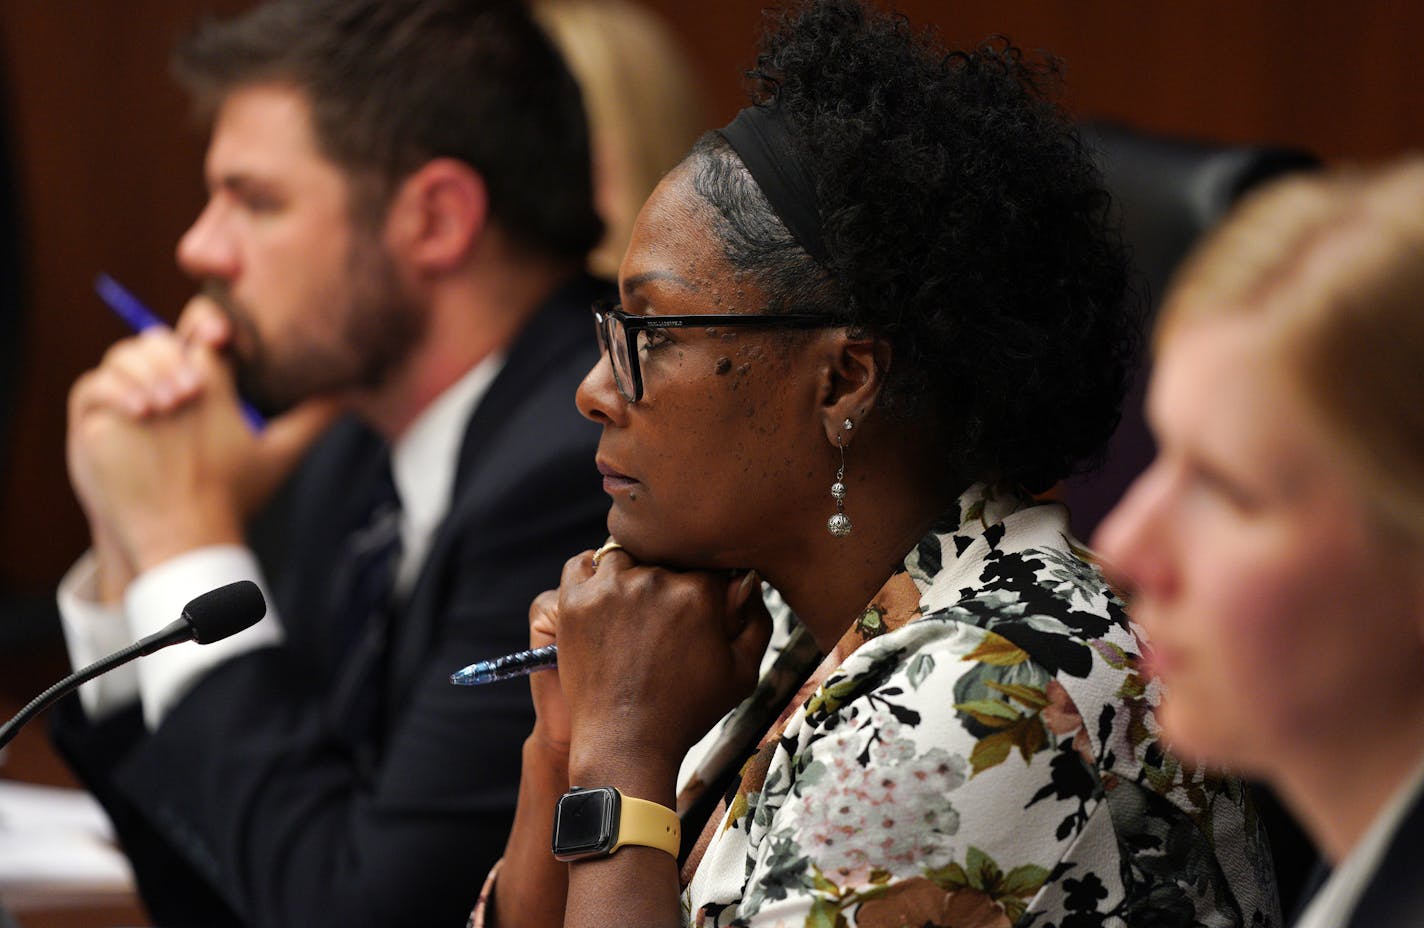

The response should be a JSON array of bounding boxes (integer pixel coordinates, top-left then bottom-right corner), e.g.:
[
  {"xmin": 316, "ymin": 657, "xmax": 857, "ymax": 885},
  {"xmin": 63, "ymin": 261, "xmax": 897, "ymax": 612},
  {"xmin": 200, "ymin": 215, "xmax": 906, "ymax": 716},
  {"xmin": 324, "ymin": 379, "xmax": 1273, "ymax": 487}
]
[
  {"xmin": 1094, "ymin": 162, "xmax": 1424, "ymax": 928},
  {"xmin": 473, "ymin": 2, "xmax": 1279, "ymax": 926}
]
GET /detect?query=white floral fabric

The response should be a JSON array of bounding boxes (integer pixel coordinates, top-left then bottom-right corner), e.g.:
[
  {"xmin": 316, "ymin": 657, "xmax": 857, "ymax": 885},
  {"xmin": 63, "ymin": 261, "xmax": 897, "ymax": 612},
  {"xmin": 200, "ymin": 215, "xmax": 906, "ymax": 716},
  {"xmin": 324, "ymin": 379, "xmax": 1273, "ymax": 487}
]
[{"xmin": 677, "ymin": 483, "xmax": 1281, "ymax": 928}]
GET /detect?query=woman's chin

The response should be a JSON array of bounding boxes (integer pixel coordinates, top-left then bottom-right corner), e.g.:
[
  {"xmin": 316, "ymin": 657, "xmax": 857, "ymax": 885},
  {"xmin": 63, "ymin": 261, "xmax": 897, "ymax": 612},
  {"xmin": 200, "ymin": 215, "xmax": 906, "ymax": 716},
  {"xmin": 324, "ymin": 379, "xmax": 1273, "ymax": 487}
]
[
  {"xmin": 1156, "ymin": 701, "xmax": 1262, "ymax": 775},
  {"xmin": 604, "ymin": 512, "xmax": 673, "ymax": 565},
  {"xmin": 603, "ymin": 518, "xmax": 732, "ymax": 571}
]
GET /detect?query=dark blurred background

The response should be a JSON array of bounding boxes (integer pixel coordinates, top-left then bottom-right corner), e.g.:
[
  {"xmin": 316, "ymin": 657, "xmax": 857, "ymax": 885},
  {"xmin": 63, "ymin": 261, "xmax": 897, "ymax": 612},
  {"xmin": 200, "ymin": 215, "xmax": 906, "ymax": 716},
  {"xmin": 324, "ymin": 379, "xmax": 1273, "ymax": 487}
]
[
  {"xmin": 4, "ymin": 0, "xmax": 1423, "ymax": 621},
  {"xmin": 1, "ymin": 0, "xmax": 1420, "ymax": 733},
  {"xmin": 0, "ymin": 3, "xmax": 1416, "ymax": 924}
]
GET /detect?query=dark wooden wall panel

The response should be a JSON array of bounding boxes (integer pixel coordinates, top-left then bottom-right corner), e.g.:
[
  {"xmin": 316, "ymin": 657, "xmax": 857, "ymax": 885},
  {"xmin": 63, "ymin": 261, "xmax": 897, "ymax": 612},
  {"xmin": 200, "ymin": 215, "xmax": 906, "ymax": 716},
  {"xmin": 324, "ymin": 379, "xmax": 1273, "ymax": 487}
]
[
  {"xmin": 0, "ymin": 1, "xmax": 245, "ymax": 594},
  {"xmin": 1, "ymin": 0, "xmax": 1421, "ymax": 594},
  {"xmin": 643, "ymin": 0, "xmax": 1424, "ymax": 160}
]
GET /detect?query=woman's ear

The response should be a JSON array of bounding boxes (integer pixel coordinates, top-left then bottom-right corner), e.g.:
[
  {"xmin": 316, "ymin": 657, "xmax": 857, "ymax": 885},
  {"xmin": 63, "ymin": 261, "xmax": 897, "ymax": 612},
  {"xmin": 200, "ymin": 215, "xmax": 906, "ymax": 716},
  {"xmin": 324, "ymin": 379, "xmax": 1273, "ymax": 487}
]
[
  {"xmin": 818, "ymin": 333, "xmax": 890, "ymax": 446},
  {"xmin": 383, "ymin": 157, "xmax": 488, "ymax": 273}
]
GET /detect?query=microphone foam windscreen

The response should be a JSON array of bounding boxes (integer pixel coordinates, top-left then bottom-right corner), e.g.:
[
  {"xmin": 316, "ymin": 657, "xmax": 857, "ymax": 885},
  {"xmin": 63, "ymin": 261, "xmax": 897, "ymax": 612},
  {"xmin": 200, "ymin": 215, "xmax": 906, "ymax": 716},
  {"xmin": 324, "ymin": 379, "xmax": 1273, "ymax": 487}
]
[{"xmin": 182, "ymin": 580, "xmax": 267, "ymax": 644}]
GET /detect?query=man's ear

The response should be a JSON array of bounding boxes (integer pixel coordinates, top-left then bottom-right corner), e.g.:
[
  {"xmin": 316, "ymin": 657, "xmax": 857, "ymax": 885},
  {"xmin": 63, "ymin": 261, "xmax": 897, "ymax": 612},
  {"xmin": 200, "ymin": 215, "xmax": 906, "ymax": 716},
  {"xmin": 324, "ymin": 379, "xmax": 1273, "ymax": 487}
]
[
  {"xmin": 817, "ymin": 333, "xmax": 890, "ymax": 446},
  {"xmin": 383, "ymin": 157, "xmax": 488, "ymax": 273}
]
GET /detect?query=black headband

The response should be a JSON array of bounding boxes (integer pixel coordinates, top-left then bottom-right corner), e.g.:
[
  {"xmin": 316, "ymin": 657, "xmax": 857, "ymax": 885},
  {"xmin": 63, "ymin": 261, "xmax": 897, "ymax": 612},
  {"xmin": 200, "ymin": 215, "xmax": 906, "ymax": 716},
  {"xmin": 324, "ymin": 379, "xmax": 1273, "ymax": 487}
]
[{"xmin": 716, "ymin": 104, "xmax": 830, "ymax": 269}]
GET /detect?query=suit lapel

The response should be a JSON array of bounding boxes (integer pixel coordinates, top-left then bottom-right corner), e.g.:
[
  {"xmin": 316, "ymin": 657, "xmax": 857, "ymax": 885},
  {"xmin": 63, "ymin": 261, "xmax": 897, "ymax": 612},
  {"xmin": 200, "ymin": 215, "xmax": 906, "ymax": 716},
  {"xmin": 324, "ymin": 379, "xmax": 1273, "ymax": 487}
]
[
  {"xmin": 382, "ymin": 273, "xmax": 609, "ymax": 712},
  {"xmin": 275, "ymin": 418, "xmax": 390, "ymax": 674},
  {"xmin": 453, "ymin": 273, "xmax": 606, "ymax": 480}
]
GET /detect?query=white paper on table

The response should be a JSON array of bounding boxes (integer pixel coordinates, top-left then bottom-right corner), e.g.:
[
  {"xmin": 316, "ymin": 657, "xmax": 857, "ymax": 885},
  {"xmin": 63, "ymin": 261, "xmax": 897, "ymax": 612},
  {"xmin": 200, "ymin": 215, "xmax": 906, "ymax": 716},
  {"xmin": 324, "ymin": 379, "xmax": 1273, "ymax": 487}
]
[{"xmin": 0, "ymin": 780, "xmax": 134, "ymax": 899}]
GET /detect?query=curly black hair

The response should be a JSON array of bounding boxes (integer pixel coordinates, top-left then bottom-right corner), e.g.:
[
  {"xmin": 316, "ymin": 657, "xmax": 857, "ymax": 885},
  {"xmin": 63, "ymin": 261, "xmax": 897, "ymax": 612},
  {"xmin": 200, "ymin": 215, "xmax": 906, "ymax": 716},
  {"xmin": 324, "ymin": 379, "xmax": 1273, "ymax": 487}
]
[{"xmin": 689, "ymin": 0, "xmax": 1139, "ymax": 493}]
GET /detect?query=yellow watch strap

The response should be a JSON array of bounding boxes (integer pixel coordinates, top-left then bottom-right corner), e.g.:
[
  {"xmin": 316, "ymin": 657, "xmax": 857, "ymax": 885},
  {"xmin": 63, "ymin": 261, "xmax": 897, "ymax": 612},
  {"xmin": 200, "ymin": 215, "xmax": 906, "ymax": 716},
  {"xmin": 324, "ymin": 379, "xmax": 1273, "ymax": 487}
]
[{"xmin": 612, "ymin": 790, "xmax": 680, "ymax": 857}]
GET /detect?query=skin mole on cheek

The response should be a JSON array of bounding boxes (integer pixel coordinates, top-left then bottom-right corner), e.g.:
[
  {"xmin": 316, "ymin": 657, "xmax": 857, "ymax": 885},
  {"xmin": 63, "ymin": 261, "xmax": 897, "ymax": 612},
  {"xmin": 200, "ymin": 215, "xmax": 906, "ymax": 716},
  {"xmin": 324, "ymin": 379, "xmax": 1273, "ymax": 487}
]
[{"xmin": 715, "ymin": 357, "xmax": 732, "ymax": 375}]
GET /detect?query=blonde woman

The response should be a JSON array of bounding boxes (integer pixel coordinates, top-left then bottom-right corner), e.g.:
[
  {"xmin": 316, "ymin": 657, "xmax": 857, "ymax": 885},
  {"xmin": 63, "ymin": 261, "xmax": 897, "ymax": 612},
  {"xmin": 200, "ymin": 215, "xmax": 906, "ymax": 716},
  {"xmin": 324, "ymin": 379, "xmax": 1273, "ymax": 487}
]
[
  {"xmin": 535, "ymin": 0, "xmax": 706, "ymax": 278},
  {"xmin": 1095, "ymin": 160, "xmax": 1424, "ymax": 928}
]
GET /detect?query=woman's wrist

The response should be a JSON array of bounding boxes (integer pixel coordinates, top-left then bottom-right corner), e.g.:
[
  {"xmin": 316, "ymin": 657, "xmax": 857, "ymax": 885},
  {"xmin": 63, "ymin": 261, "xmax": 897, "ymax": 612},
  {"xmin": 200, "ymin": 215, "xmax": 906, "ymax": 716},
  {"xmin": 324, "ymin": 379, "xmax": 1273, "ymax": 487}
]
[
  {"xmin": 526, "ymin": 723, "xmax": 571, "ymax": 766},
  {"xmin": 567, "ymin": 737, "xmax": 680, "ymax": 808}
]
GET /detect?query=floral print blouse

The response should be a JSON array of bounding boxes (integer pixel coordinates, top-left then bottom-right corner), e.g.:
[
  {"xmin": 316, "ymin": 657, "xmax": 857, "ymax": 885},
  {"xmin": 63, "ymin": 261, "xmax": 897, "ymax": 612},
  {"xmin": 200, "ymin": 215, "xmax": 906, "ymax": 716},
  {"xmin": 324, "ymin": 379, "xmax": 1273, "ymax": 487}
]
[
  {"xmin": 468, "ymin": 484, "xmax": 1280, "ymax": 928},
  {"xmin": 673, "ymin": 484, "xmax": 1280, "ymax": 928}
]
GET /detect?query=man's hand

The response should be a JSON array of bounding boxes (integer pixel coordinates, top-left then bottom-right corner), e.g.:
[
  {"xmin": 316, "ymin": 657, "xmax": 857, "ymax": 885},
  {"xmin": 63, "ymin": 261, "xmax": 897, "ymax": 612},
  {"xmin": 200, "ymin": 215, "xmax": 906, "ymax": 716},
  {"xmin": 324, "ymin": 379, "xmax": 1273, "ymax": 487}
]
[
  {"xmin": 69, "ymin": 328, "xmax": 251, "ymax": 572},
  {"xmin": 175, "ymin": 298, "xmax": 345, "ymax": 518},
  {"xmin": 66, "ymin": 297, "xmax": 340, "ymax": 583}
]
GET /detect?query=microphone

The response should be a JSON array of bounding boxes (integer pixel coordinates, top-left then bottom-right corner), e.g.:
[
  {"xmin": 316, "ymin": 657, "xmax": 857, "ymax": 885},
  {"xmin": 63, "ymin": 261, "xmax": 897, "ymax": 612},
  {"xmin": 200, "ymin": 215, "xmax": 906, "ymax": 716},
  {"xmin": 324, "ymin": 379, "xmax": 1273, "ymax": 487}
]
[{"xmin": 0, "ymin": 580, "xmax": 266, "ymax": 750}]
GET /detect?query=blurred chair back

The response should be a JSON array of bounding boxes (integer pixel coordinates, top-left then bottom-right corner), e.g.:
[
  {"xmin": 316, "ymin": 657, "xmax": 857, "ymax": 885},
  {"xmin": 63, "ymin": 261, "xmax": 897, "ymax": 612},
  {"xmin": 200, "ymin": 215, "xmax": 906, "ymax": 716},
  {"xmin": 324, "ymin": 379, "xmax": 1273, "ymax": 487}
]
[{"xmin": 1063, "ymin": 122, "xmax": 1319, "ymax": 540}]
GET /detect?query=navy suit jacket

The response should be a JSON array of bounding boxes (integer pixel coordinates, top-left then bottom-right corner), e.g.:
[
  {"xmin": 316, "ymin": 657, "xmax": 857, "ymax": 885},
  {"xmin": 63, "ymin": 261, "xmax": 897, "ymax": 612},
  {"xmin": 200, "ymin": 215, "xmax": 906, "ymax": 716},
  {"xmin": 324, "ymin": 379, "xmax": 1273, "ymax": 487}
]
[
  {"xmin": 53, "ymin": 275, "xmax": 612, "ymax": 927},
  {"xmin": 1340, "ymin": 783, "xmax": 1424, "ymax": 928}
]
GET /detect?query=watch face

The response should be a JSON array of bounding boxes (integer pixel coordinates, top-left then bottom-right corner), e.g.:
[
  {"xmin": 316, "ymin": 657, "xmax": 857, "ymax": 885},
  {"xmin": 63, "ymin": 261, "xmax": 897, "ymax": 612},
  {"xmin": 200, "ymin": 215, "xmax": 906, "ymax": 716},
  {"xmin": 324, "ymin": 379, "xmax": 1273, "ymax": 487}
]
[{"xmin": 553, "ymin": 787, "xmax": 619, "ymax": 860}]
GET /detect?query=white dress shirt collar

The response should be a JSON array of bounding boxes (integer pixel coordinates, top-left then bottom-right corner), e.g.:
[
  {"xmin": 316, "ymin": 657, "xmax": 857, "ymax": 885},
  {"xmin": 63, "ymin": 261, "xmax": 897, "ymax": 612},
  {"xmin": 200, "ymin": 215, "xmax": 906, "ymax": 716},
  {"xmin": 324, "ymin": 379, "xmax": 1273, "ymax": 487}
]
[
  {"xmin": 1294, "ymin": 747, "xmax": 1424, "ymax": 928},
  {"xmin": 390, "ymin": 352, "xmax": 505, "ymax": 594}
]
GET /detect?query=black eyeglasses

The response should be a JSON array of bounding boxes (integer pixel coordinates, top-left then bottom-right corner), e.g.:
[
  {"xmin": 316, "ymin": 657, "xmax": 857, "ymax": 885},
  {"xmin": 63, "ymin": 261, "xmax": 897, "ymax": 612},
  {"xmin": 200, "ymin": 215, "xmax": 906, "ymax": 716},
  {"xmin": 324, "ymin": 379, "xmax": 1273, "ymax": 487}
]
[{"xmin": 592, "ymin": 299, "xmax": 834, "ymax": 403}]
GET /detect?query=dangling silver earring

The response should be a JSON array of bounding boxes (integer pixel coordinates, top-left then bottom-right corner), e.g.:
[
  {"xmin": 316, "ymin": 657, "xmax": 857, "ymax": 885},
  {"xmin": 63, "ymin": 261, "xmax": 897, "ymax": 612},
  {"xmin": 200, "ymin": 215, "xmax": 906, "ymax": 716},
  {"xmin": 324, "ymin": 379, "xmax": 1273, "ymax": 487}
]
[{"xmin": 827, "ymin": 418, "xmax": 853, "ymax": 537}]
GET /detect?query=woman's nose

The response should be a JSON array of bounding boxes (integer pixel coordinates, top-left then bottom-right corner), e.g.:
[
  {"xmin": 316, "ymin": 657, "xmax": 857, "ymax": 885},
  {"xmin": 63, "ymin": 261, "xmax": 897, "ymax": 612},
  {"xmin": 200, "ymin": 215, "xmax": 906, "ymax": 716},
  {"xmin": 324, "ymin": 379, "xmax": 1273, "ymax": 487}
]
[
  {"xmin": 575, "ymin": 346, "xmax": 627, "ymax": 426},
  {"xmin": 1093, "ymin": 462, "xmax": 1175, "ymax": 599}
]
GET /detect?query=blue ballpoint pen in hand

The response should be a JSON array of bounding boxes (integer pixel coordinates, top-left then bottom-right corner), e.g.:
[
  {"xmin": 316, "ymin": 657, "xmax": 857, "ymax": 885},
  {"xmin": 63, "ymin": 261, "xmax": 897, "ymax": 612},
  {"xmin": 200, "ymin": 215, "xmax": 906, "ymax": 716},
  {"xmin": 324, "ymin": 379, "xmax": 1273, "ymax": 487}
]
[
  {"xmin": 450, "ymin": 644, "xmax": 559, "ymax": 685},
  {"xmin": 451, "ymin": 540, "xmax": 628, "ymax": 684},
  {"xmin": 94, "ymin": 273, "xmax": 267, "ymax": 432}
]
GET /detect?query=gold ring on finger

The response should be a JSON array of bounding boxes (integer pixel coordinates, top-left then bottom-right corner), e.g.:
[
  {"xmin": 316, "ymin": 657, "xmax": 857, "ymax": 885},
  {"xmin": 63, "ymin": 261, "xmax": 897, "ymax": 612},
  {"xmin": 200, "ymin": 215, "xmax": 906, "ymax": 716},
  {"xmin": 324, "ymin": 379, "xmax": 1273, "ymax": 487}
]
[{"xmin": 591, "ymin": 540, "xmax": 625, "ymax": 570}]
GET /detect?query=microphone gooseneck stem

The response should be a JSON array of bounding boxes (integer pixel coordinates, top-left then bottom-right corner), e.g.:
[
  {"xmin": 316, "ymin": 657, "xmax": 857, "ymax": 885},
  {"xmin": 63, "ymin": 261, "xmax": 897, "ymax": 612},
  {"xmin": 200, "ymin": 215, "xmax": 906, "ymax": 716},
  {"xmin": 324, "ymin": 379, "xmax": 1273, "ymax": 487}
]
[
  {"xmin": 0, "ymin": 620, "xmax": 190, "ymax": 751},
  {"xmin": 450, "ymin": 644, "xmax": 559, "ymax": 686}
]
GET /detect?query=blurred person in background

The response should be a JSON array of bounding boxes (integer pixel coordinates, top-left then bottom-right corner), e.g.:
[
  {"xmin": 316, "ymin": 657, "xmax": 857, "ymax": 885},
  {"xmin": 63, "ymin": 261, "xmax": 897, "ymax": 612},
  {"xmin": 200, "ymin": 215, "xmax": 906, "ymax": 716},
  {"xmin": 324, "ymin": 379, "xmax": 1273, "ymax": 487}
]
[
  {"xmin": 473, "ymin": 2, "xmax": 1281, "ymax": 925},
  {"xmin": 1095, "ymin": 160, "xmax": 1424, "ymax": 928},
  {"xmin": 53, "ymin": 1, "xmax": 610, "ymax": 925},
  {"xmin": 535, "ymin": 0, "xmax": 706, "ymax": 279}
]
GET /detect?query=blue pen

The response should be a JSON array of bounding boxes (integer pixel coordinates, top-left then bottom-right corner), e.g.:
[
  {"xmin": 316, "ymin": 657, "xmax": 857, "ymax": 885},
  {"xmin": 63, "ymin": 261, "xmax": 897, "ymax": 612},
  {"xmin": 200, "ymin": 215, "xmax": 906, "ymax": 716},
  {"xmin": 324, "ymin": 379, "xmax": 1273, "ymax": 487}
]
[
  {"xmin": 95, "ymin": 273, "xmax": 267, "ymax": 431},
  {"xmin": 450, "ymin": 644, "xmax": 559, "ymax": 685}
]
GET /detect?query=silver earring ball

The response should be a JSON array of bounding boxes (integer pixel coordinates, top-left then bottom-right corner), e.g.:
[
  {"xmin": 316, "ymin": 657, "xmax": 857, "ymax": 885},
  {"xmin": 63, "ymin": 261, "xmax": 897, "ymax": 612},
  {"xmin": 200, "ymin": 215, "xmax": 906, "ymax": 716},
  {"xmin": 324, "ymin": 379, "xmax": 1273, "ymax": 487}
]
[
  {"xmin": 828, "ymin": 426, "xmax": 852, "ymax": 537},
  {"xmin": 843, "ymin": 418, "xmax": 854, "ymax": 431}
]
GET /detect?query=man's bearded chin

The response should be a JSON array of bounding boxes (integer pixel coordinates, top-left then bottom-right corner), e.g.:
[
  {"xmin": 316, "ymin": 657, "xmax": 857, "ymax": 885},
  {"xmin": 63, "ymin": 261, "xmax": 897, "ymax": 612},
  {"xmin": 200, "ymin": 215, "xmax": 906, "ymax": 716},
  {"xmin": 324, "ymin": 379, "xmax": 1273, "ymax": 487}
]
[
  {"xmin": 232, "ymin": 336, "xmax": 359, "ymax": 417},
  {"xmin": 197, "ymin": 241, "xmax": 423, "ymax": 418},
  {"xmin": 203, "ymin": 314, "xmax": 418, "ymax": 420},
  {"xmin": 232, "ymin": 356, "xmax": 296, "ymax": 418},
  {"xmin": 198, "ymin": 282, "xmax": 299, "ymax": 416}
]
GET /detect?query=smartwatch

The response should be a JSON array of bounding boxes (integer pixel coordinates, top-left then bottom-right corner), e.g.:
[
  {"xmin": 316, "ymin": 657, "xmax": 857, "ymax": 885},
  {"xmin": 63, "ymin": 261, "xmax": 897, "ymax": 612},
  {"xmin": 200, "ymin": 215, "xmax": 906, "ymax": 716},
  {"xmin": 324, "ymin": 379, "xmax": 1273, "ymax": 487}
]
[{"xmin": 551, "ymin": 786, "xmax": 681, "ymax": 861}]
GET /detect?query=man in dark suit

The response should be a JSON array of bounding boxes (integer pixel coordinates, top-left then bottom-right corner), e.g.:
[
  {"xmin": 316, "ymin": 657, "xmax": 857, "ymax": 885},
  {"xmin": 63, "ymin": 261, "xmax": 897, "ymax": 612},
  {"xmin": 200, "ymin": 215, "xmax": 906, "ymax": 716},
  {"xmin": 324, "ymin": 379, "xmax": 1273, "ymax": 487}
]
[{"xmin": 51, "ymin": 2, "xmax": 610, "ymax": 925}]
